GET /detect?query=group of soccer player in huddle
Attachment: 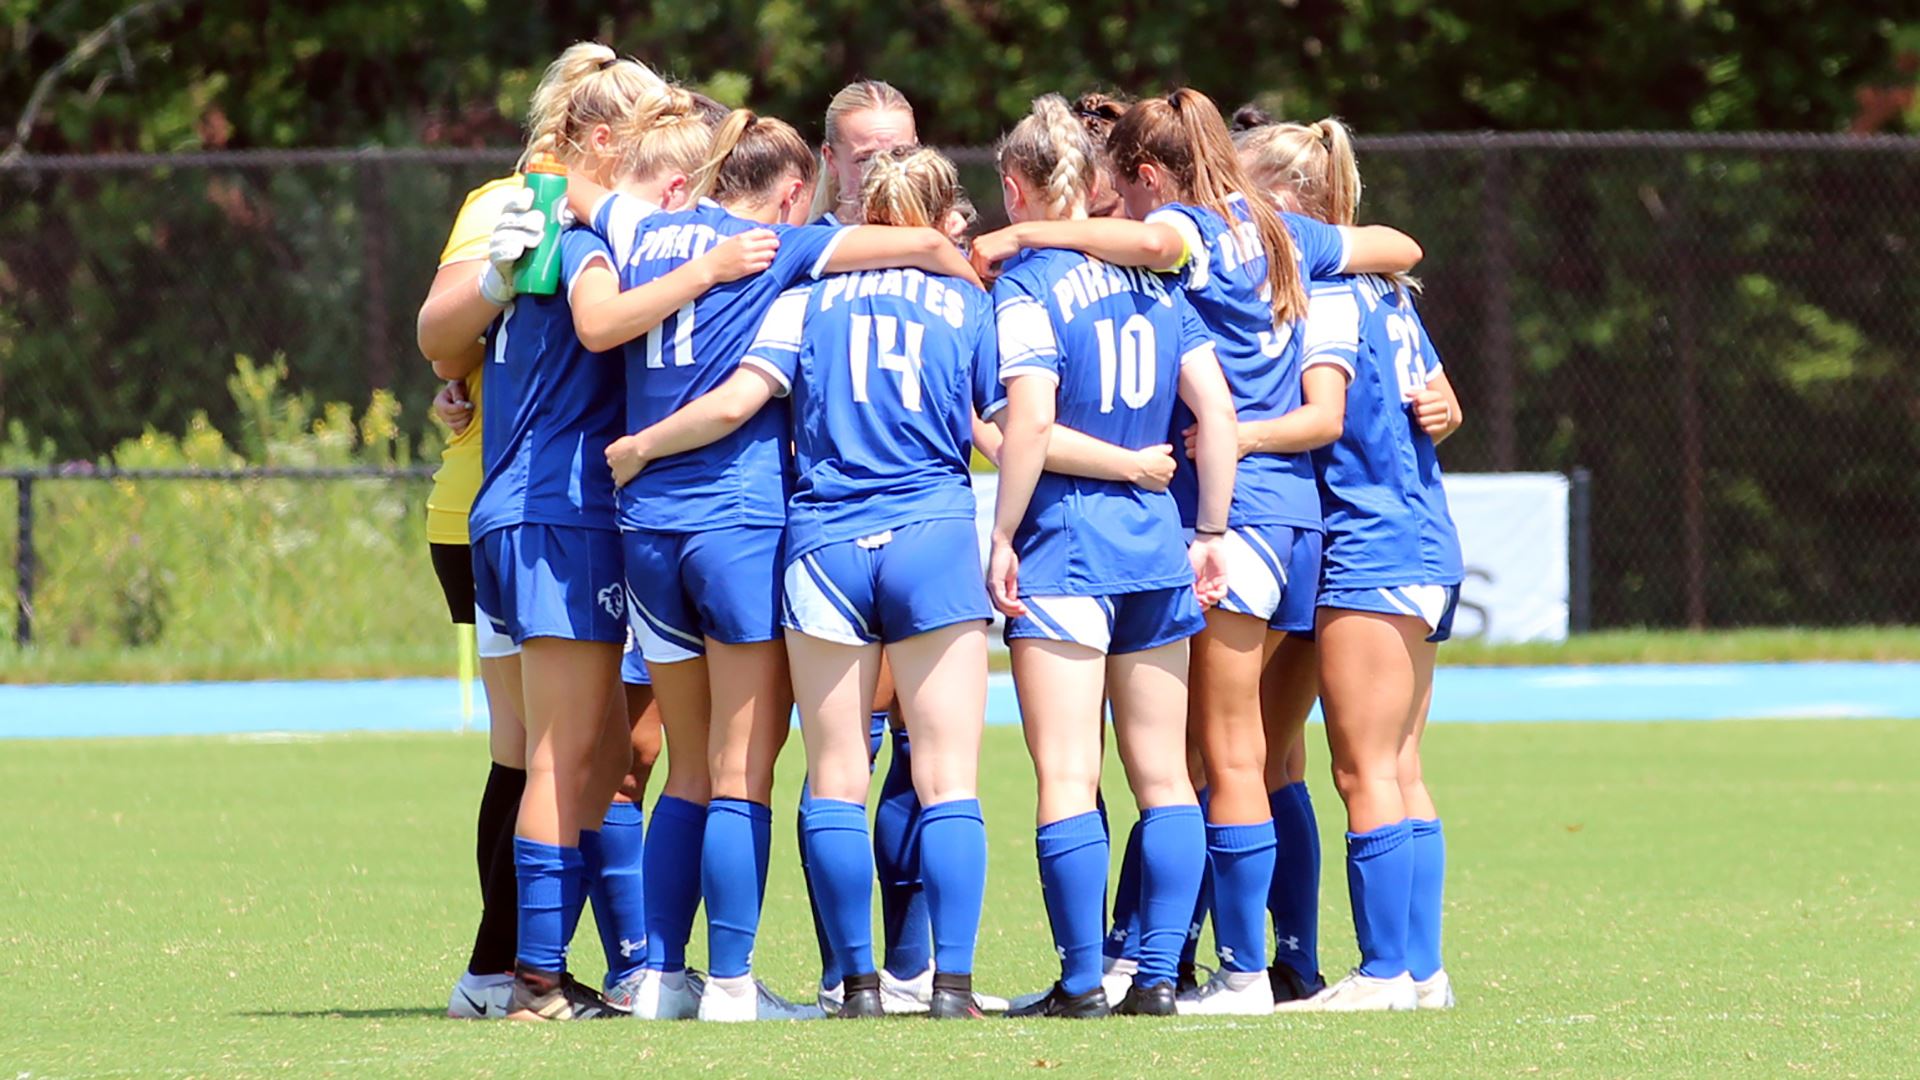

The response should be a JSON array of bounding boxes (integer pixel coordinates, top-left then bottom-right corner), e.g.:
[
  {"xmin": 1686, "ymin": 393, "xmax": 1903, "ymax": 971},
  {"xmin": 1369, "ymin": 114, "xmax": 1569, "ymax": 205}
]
[{"xmin": 415, "ymin": 40, "xmax": 1466, "ymax": 1023}]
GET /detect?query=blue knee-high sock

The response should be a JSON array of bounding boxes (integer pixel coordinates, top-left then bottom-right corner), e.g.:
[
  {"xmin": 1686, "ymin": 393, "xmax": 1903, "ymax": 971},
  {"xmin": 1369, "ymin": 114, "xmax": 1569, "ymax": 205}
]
[
  {"xmin": 704, "ymin": 798, "xmax": 770, "ymax": 979},
  {"xmin": 642, "ymin": 795, "xmax": 706, "ymax": 972},
  {"xmin": 874, "ymin": 726, "xmax": 932, "ymax": 979},
  {"xmin": 591, "ymin": 801, "xmax": 648, "ymax": 985},
  {"xmin": 1268, "ymin": 783, "xmax": 1322, "ymax": 982},
  {"xmin": 798, "ymin": 780, "xmax": 839, "ymax": 989},
  {"xmin": 571, "ymin": 829, "xmax": 600, "ymax": 947},
  {"xmin": 1135, "ymin": 805, "xmax": 1206, "ymax": 988},
  {"xmin": 1347, "ymin": 819, "xmax": 1415, "ymax": 979},
  {"xmin": 1207, "ymin": 820, "xmax": 1278, "ymax": 973},
  {"xmin": 918, "ymin": 798, "xmax": 986, "ymax": 976},
  {"xmin": 1180, "ymin": 788, "xmax": 1212, "ymax": 972},
  {"xmin": 802, "ymin": 799, "xmax": 876, "ymax": 978},
  {"xmin": 1406, "ymin": 818, "xmax": 1446, "ymax": 981},
  {"xmin": 1104, "ymin": 820, "xmax": 1145, "ymax": 962},
  {"xmin": 514, "ymin": 838, "xmax": 577, "ymax": 972},
  {"xmin": 1036, "ymin": 811, "xmax": 1109, "ymax": 997}
]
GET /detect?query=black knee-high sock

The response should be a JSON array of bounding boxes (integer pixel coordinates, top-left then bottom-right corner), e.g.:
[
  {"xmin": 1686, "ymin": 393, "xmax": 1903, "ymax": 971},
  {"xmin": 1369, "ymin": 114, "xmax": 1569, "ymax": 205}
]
[{"xmin": 468, "ymin": 763, "xmax": 525, "ymax": 975}]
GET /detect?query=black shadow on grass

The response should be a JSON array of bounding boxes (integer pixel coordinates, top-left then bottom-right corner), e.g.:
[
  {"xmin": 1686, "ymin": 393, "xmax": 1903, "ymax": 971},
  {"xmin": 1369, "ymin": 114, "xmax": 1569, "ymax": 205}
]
[{"xmin": 237, "ymin": 1006, "xmax": 448, "ymax": 1019}]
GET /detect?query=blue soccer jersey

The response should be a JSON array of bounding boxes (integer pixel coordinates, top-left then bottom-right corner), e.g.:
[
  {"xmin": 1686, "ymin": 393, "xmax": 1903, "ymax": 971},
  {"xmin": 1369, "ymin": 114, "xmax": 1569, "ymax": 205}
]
[
  {"xmin": 990, "ymin": 248, "xmax": 1218, "ymax": 596},
  {"xmin": 1311, "ymin": 274, "xmax": 1464, "ymax": 588},
  {"xmin": 593, "ymin": 199, "xmax": 849, "ymax": 532},
  {"xmin": 469, "ymin": 227, "xmax": 624, "ymax": 539},
  {"xmin": 740, "ymin": 268, "xmax": 998, "ymax": 563},
  {"xmin": 1156, "ymin": 198, "xmax": 1324, "ymax": 532}
]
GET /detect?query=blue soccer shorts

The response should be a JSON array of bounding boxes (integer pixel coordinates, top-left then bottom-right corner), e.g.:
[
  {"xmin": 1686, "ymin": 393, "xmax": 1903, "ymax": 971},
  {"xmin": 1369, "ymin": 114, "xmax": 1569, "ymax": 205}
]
[
  {"xmin": 472, "ymin": 524, "xmax": 626, "ymax": 646},
  {"xmin": 1206, "ymin": 523, "xmax": 1322, "ymax": 634},
  {"xmin": 622, "ymin": 525, "xmax": 784, "ymax": 664},
  {"xmin": 1005, "ymin": 585, "xmax": 1205, "ymax": 656},
  {"xmin": 782, "ymin": 519, "xmax": 992, "ymax": 645},
  {"xmin": 1318, "ymin": 583, "xmax": 1461, "ymax": 643}
]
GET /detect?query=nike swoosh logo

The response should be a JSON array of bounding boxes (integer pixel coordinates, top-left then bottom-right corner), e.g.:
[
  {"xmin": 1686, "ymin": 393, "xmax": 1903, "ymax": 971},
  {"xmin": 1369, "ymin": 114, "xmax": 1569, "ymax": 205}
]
[{"xmin": 459, "ymin": 988, "xmax": 489, "ymax": 1016}]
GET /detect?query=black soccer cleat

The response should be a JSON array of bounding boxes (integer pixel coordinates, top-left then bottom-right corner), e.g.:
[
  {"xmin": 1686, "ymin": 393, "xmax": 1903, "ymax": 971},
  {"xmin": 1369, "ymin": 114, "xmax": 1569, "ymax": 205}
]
[
  {"xmin": 1269, "ymin": 962, "xmax": 1326, "ymax": 1006},
  {"xmin": 837, "ymin": 971, "xmax": 884, "ymax": 1019},
  {"xmin": 1005, "ymin": 980, "xmax": 1110, "ymax": 1019},
  {"xmin": 930, "ymin": 971, "xmax": 984, "ymax": 1020},
  {"xmin": 506, "ymin": 964, "xmax": 618, "ymax": 1021},
  {"xmin": 1114, "ymin": 980, "xmax": 1178, "ymax": 1017}
]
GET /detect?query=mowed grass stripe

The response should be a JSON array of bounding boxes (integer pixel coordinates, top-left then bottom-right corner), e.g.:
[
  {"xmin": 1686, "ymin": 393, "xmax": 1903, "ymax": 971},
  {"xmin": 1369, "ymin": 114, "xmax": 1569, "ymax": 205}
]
[{"xmin": 2, "ymin": 721, "xmax": 1915, "ymax": 1077}]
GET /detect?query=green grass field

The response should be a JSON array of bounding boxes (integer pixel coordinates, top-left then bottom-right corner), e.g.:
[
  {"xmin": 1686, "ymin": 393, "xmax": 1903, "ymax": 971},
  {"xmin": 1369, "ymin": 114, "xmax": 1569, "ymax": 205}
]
[{"xmin": 5, "ymin": 721, "xmax": 1916, "ymax": 1078}]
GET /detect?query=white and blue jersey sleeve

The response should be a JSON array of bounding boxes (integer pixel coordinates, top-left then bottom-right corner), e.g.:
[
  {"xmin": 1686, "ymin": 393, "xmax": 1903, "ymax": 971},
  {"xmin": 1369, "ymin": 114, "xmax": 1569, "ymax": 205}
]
[
  {"xmin": 740, "ymin": 285, "xmax": 812, "ymax": 397},
  {"xmin": 561, "ymin": 228, "xmax": 616, "ymax": 302},
  {"xmin": 588, "ymin": 191, "xmax": 661, "ymax": 269},
  {"xmin": 992, "ymin": 286, "xmax": 1062, "ymax": 390},
  {"xmin": 1301, "ymin": 279, "xmax": 1361, "ymax": 381}
]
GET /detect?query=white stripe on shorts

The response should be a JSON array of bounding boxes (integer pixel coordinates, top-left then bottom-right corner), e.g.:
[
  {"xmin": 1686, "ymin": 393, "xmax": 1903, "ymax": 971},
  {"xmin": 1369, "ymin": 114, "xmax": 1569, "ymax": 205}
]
[
  {"xmin": 473, "ymin": 603, "xmax": 521, "ymax": 659},
  {"xmin": 782, "ymin": 557, "xmax": 871, "ymax": 646},
  {"xmin": 1216, "ymin": 528, "xmax": 1284, "ymax": 620},
  {"xmin": 627, "ymin": 587, "xmax": 702, "ymax": 664},
  {"xmin": 1024, "ymin": 595, "xmax": 1113, "ymax": 654}
]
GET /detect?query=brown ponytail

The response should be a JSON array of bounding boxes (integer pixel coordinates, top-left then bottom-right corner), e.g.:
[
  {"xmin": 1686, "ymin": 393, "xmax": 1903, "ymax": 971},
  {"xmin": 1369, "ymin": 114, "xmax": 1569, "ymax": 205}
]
[
  {"xmin": 1108, "ymin": 88, "xmax": 1308, "ymax": 324},
  {"xmin": 688, "ymin": 109, "xmax": 816, "ymax": 206}
]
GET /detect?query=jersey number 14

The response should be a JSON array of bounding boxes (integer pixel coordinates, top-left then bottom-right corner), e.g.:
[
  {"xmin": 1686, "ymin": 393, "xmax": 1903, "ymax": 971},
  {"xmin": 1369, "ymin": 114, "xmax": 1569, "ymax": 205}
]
[{"xmin": 850, "ymin": 313, "xmax": 924, "ymax": 412}]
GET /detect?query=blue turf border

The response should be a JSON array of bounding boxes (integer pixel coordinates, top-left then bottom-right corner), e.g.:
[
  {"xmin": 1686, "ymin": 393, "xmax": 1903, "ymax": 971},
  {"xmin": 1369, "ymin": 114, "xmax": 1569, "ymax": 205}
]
[{"xmin": 2, "ymin": 663, "xmax": 1917, "ymax": 739}]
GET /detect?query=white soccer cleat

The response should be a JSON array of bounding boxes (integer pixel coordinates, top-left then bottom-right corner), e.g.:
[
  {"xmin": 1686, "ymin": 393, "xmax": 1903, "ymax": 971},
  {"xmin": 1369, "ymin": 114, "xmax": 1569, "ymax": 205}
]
[
  {"xmin": 1413, "ymin": 969, "xmax": 1456, "ymax": 1010},
  {"xmin": 616, "ymin": 968, "xmax": 704, "ymax": 1020},
  {"xmin": 970, "ymin": 986, "xmax": 1012, "ymax": 1014},
  {"xmin": 1278, "ymin": 970, "xmax": 1419, "ymax": 1013},
  {"xmin": 880, "ymin": 966, "xmax": 933, "ymax": 1014},
  {"xmin": 817, "ymin": 980, "xmax": 844, "ymax": 1017},
  {"xmin": 1174, "ymin": 969, "xmax": 1273, "ymax": 1016},
  {"xmin": 1101, "ymin": 957, "xmax": 1138, "ymax": 1008},
  {"xmin": 446, "ymin": 972, "xmax": 514, "ymax": 1019},
  {"xmin": 697, "ymin": 974, "xmax": 825, "ymax": 1022}
]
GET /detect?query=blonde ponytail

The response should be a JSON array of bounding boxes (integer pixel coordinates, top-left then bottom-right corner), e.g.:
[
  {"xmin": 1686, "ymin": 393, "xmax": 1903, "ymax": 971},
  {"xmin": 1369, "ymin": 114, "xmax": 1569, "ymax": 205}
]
[
  {"xmin": 808, "ymin": 81, "xmax": 917, "ymax": 220},
  {"xmin": 996, "ymin": 93, "xmax": 1098, "ymax": 220},
  {"xmin": 858, "ymin": 146, "xmax": 961, "ymax": 229},
  {"xmin": 1236, "ymin": 116, "xmax": 1363, "ymax": 227},
  {"xmin": 519, "ymin": 43, "xmax": 673, "ymax": 172}
]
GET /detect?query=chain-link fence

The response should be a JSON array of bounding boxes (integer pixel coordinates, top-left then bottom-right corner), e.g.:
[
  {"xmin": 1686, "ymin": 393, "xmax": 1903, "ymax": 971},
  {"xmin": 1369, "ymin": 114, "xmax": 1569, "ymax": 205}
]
[{"xmin": 2, "ymin": 135, "xmax": 1917, "ymax": 639}]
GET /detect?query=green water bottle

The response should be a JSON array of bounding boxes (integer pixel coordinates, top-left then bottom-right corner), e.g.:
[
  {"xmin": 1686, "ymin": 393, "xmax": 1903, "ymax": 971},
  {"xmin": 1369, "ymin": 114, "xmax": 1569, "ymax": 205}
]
[{"xmin": 511, "ymin": 153, "xmax": 569, "ymax": 296}]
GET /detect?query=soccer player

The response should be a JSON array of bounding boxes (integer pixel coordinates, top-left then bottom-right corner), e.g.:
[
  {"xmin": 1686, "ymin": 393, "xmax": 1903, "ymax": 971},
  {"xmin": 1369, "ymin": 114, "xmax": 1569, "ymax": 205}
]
[
  {"xmin": 605, "ymin": 146, "xmax": 1002, "ymax": 1020},
  {"xmin": 586, "ymin": 108, "xmax": 980, "ymax": 1022},
  {"xmin": 1240, "ymin": 117, "xmax": 1465, "ymax": 1013},
  {"xmin": 982, "ymin": 94, "xmax": 1237, "ymax": 1020},
  {"xmin": 422, "ymin": 375, "xmax": 526, "ymax": 1020},
  {"xmin": 414, "ymin": 43, "xmax": 680, "ymax": 1020},
  {"xmin": 796, "ymin": 79, "xmax": 940, "ymax": 1016}
]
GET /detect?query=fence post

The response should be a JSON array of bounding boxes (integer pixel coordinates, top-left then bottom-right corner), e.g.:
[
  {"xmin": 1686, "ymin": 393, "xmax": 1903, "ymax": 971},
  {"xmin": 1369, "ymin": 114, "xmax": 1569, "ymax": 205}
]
[
  {"xmin": 359, "ymin": 154, "xmax": 392, "ymax": 391},
  {"xmin": 15, "ymin": 475, "xmax": 34, "ymax": 647},
  {"xmin": 1481, "ymin": 144, "xmax": 1517, "ymax": 471},
  {"xmin": 1569, "ymin": 467, "xmax": 1592, "ymax": 634},
  {"xmin": 1670, "ymin": 184, "xmax": 1708, "ymax": 629}
]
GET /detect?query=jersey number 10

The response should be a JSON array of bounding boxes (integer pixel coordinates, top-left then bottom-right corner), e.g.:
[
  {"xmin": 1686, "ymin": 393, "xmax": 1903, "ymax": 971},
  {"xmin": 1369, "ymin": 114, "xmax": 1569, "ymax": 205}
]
[
  {"xmin": 1095, "ymin": 315, "xmax": 1157, "ymax": 414},
  {"xmin": 850, "ymin": 313, "xmax": 924, "ymax": 413}
]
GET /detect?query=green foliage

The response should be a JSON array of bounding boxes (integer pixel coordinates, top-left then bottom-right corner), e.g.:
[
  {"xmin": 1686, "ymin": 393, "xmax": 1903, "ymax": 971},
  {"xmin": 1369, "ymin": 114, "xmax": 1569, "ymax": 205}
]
[
  {"xmin": 1, "ymin": 357, "xmax": 442, "ymax": 660},
  {"xmin": 3, "ymin": 3, "xmax": 1912, "ymax": 155},
  {"xmin": 4, "ymin": 722, "xmax": 1919, "ymax": 1075}
]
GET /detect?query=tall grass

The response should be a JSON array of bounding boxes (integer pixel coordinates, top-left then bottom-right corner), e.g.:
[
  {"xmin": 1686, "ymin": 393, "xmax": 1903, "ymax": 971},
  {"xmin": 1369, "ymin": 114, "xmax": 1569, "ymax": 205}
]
[{"xmin": 0, "ymin": 357, "xmax": 448, "ymax": 679}]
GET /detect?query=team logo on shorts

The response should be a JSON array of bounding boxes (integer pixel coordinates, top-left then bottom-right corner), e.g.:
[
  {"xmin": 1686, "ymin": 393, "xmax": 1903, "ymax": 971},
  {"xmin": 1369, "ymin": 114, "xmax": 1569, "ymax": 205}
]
[{"xmin": 598, "ymin": 583, "xmax": 626, "ymax": 620}]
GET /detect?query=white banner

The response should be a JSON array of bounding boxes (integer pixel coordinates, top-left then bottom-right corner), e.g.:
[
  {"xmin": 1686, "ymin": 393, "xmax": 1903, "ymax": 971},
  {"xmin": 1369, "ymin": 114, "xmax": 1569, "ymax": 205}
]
[
  {"xmin": 968, "ymin": 471, "xmax": 1570, "ymax": 644},
  {"xmin": 1442, "ymin": 472, "xmax": 1569, "ymax": 643}
]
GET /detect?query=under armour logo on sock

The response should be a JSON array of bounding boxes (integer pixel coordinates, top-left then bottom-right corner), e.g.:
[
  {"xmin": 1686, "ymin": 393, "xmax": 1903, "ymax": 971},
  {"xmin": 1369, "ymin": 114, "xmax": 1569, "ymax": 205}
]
[
  {"xmin": 620, "ymin": 937, "xmax": 646, "ymax": 958},
  {"xmin": 1218, "ymin": 946, "xmax": 1237, "ymax": 966},
  {"xmin": 1280, "ymin": 935, "xmax": 1301, "ymax": 952}
]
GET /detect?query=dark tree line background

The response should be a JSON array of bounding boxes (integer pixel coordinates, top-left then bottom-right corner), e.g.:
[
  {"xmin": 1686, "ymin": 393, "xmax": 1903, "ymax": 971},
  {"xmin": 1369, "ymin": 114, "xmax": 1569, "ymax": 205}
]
[{"xmin": 2, "ymin": 3, "xmax": 1917, "ymax": 629}]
